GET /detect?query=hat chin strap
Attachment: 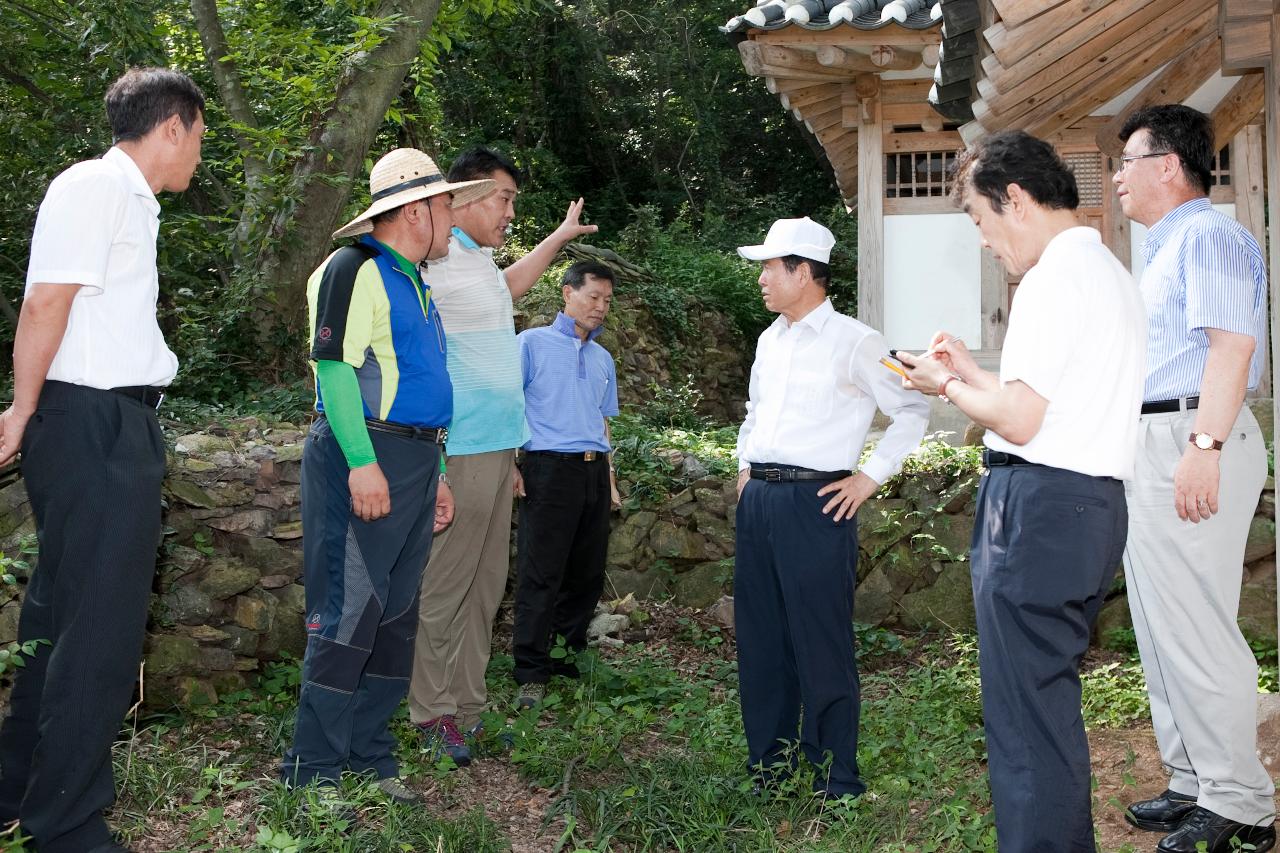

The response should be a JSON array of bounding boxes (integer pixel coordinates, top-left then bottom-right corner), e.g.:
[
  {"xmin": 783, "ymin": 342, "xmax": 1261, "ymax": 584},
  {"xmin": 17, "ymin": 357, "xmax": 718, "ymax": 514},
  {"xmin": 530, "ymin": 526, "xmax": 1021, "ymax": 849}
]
[{"xmin": 424, "ymin": 198, "xmax": 437, "ymax": 261}]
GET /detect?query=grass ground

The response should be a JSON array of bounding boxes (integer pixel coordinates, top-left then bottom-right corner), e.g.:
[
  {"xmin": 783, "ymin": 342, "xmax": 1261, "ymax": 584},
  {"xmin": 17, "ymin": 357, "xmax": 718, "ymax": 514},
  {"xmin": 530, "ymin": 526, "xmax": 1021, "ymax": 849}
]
[{"xmin": 0, "ymin": 604, "xmax": 1271, "ymax": 853}]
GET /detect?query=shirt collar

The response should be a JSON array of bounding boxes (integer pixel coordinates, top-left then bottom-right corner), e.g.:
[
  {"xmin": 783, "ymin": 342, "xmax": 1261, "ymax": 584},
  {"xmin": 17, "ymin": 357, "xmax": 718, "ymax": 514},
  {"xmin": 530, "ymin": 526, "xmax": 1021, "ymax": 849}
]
[
  {"xmin": 785, "ymin": 298, "xmax": 835, "ymax": 332},
  {"xmin": 360, "ymin": 235, "xmax": 421, "ymax": 284},
  {"xmin": 451, "ymin": 226, "xmax": 480, "ymax": 250},
  {"xmin": 1143, "ymin": 196, "xmax": 1212, "ymax": 261},
  {"xmin": 102, "ymin": 146, "xmax": 158, "ymax": 206},
  {"xmin": 553, "ymin": 310, "xmax": 603, "ymax": 342}
]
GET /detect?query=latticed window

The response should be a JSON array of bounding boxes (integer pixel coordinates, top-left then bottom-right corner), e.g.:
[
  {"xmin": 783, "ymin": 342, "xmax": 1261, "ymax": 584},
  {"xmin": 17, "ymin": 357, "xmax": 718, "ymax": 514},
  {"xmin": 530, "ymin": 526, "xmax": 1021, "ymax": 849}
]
[
  {"xmin": 1210, "ymin": 145, "xmax": 1230, "ymax": 187},
  {"xmin": 1063, "ymin": 152, "xmax": 1104, "ymax": 208},
  {"xmin": 885, "ymin": 151, "xmax": 958, "ymax": 198}
]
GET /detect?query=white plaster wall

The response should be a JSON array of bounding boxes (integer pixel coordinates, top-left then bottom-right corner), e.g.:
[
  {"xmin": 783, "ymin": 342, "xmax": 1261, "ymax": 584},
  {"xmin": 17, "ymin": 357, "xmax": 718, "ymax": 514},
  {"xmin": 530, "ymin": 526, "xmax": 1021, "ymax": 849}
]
[{"xmin": 883, "ymin": 213, "xmax": 983, "ymax": 350}]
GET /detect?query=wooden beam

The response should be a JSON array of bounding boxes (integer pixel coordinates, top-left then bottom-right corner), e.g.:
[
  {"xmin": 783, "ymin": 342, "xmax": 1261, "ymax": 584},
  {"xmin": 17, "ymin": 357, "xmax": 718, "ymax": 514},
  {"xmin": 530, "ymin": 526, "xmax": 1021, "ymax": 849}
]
[
  {"xmin": 1210, "ymin": 72, "xmax": 1266, "ymax": 149},
  {"xmin": 1221, "ymin": 0, "xmax": 1273, "ymax": 20},
  {"xmin": 923, "ymin": 44, "xmax": 941, "ymax": 67},
  {"xmin": 751, "ymin": 25, "xmax": 942, "ymax": 48},
  {"xmin": 815, "ymin": 46, "xmax": 883, "ymax": 72},
  {"xmin": 979, "ymin": 248, "xmax": 1008, "ymax": 349},
  {"xmin": 987, "ymin": 0, "xmax": 1073, "ymax": 29},
  {"xmin": 738, "ymin": 42, "xmax": 859, "ymax": 80},
  {"xmin": 870, "ymin": 44, "xmax": 924, "ymax": 70},
  {"xmin": 883, "ymin": 130, "xmax": 964, "ymax": 152},
  {"xmin": 882, "ymin": 102, "xmax": 945, "ymax": 127},
  {"xmin": 1094, "ymin": 35, "xmax": 1221, "ymax": 156},
  {"xmin": 780, "ymin": 84, "xmax": 842, "ymax": 112},
  {"xmin": 882, "ymin": 78, "xmax": 934, "ymax": 104},
  {"xmin": 974, "ymin": 1, "xmax": 1214, "ymax": 134},
  {"xmin": 1232, "ymin": 125, "xmax": 1268, "ymax": 393},
  {"xmin": 804, "ymin": 104, "xmax": 846, "ymax": 134},
  {"xmin": 1222, "ymin": 15, "xmax": 1274, "ymax": 70},
  {"xmin": 1101, "ymin": 150, "xmax": 1132, "ymax": 272},
  {"xmin": 766, "ymin": 77, "xmax": 829, "ymax": 96},
  {"xmin": 986, "ymin": 0, "xmax": 1121, "ymax": 66},
  {"xmin": 857, "ymin": 73, "xmax": 884, "ymax": 332},
  {"xmin": 1023, "ymin": 12, "xmax": 1218, "ymax": 138}
]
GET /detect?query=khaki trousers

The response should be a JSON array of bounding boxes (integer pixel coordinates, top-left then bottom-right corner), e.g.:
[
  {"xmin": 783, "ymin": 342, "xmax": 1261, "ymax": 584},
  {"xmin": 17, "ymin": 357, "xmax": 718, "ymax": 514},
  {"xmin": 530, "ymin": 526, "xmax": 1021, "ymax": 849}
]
[
  {"xmin": 1123, "ymin": 406, "xmax": 1275, "ymax": 825},
  {"xmin": 408, "ymin": 449, "xmax": 515, "ymax": 729}
]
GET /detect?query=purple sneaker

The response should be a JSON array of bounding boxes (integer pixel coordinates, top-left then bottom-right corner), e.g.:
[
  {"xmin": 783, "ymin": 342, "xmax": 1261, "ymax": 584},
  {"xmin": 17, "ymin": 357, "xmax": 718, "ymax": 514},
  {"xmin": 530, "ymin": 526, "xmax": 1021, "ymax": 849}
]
[{"xmin": 417, "ymin": 714, "xmax": 471, "ymax": 767}]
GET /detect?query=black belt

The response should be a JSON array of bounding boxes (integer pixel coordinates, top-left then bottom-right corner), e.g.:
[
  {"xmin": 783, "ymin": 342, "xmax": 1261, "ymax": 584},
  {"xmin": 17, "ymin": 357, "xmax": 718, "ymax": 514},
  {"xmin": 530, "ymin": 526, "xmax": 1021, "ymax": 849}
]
[
  {"xmin": 525, "ymin": 449, "xmax": 607, "ymax": 462},
  {"xmin": 982, "ymin": 450, "xmax": 1036, "ymax": 467},
  {"xmin": 363, "ymin": 417, "xmax": 448, "ymax": 444},
  {"xmin": 749, "ymin": 464, "xmax": 851, "ymax": 483},
  {"xmin": 1140, "ymin": 396, "xmax": 1199, "ymax": 414},
  {"xmin": 111, "ymin": 385, "xmax": 165, "ymax": 409}
]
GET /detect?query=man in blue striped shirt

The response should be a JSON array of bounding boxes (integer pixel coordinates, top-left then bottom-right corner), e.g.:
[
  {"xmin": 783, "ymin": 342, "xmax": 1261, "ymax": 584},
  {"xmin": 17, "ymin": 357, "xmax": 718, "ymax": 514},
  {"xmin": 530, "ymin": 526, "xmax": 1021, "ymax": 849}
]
[
  {"xmin": 1114, "ymin": 104, "xmax": 1275, "ymax": 853},
  {"xmin": 511, "ymin": 261, "xmax": 621, "ymax": 710}
]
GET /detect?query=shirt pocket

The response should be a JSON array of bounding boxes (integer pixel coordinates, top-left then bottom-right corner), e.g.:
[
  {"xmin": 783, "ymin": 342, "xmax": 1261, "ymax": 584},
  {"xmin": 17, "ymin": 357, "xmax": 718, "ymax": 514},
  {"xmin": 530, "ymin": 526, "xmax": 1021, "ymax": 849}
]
[{"xmin": 785, "ymin": 367, "xmax": 834, "ymax": 419}]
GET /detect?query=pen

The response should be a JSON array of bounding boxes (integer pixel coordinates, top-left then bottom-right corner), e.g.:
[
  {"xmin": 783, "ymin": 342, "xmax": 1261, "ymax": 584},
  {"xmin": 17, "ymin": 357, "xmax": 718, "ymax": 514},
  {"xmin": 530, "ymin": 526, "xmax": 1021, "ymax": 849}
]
[{"xmin": 879, "ymin": 356, "xmax": 908, "ymax": 378}]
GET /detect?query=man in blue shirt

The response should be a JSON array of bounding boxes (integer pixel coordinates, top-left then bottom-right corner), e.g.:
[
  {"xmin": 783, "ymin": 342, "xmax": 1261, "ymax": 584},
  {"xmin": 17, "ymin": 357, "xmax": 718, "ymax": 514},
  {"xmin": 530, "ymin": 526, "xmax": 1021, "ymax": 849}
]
[
  {"xmin": 1114, "ymin": 104, "xmax": 1275, "ymax": 853},
  {"xmin": 512, "ymin": 261, "xmax": 621, "ymax": 709}
]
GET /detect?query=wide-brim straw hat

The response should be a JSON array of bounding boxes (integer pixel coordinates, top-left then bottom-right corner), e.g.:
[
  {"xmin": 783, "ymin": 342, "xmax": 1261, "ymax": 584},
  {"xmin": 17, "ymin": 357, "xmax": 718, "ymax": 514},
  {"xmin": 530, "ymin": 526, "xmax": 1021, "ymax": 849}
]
[{"xmin": 332, "ymin": 148, "xmax": 496, "ymax": 240}]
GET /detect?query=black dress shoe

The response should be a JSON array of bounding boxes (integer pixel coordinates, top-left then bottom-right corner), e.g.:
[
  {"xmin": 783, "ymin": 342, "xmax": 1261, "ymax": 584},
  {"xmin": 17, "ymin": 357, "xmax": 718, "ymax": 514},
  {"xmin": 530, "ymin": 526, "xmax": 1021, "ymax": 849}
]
[
  {"xmin": 1125, "ymin": 789, "xmax": 1198, "ymax": 832},
  {"xmin": 1157, "ymin": 807, "xmax": 1276, "ymax": 853}
]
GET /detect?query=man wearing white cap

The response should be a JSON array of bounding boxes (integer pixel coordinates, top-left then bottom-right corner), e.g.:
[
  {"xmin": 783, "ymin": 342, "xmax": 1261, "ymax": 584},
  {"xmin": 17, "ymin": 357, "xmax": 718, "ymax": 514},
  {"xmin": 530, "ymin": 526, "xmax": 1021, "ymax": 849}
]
[
  {"xmin": 734, "ymin": 216, "xmax": 928, "ymax": 799},
  {"xmin": 281, "ymin": 149, "xmax": 495, "ymax": 803}
]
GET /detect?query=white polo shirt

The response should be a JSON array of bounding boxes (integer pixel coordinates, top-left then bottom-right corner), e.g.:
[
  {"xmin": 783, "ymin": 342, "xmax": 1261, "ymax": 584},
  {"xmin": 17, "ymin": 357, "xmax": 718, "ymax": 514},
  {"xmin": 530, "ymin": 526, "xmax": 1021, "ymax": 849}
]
[
  {"xmin": 985, "ymin": 227, "xmax": 1146, "ymax": 479},
  {"xmin": 26, "ymin": 146, "xmax": 178, "ymax": 389}
]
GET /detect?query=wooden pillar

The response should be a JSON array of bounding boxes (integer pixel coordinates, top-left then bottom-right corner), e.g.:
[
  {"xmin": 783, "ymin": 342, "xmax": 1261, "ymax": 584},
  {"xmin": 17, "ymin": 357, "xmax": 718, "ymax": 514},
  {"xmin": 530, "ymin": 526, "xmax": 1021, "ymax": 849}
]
[
  {"xmin": 1103, "ymin": 152, "xmax": 1133, "ymax": 272},
  {"xmin": 856, "ymin": 73, "xmax": 884, "ymax": 331},
  {"xmin": 1267, "ymin": 0, "xmax": 1279, "ymax": 653},
  {"xmin": 979, "ymin": 249, "xmax": 1008, "ymax": 350},
  {"xmin": 1234, "ymin": 125, "xmax": 1270, "ymax": 394}
]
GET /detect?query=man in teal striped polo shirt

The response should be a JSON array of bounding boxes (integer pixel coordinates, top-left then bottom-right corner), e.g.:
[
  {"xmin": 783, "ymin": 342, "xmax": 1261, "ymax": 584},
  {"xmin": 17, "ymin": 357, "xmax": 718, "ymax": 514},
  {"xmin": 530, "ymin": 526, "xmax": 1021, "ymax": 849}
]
[{"xmin": 407, "ymin": 147, "xmax": 597, "ymax": 766}]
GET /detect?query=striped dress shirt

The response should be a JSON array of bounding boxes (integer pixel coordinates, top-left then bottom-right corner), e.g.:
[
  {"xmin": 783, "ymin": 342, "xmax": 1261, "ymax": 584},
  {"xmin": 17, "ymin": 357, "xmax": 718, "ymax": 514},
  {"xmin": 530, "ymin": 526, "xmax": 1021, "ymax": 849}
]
[{"xmin": 1139, "ymin": 197, "xmax": 1267, "ymax": 402}]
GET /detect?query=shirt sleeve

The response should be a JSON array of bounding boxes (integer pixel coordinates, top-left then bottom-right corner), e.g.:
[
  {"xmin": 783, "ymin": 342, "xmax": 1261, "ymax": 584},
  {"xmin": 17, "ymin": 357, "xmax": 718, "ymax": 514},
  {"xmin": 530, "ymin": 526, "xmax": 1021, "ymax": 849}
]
[
  {"xmin": 735, "ymin": 337, "xmax": 764, "ymax": 472},
  {"xmin": 311, "ymin": 248, "xmax": 376, "ymax": 367},
  {"xmin": 1184, "ymin": 225, "xmax": 1264, "ymax": 339},
  {"xmin": 315, "ymin": 359, "xmax": 376, "ymax": 468},
  {"xmin": 26, "ymin": 167, "xmax": 127, "ymax": 296},
  {"xmin": 998, "ymin": 272, "xmax": 1075, "ymax": 403},
  {"xmin": 850, "ymin": 332, "xmax": 930, "ymax": 484},
  {"xmin": 601, "ymin": 354, "xmax": 620, "ymax": 417}
]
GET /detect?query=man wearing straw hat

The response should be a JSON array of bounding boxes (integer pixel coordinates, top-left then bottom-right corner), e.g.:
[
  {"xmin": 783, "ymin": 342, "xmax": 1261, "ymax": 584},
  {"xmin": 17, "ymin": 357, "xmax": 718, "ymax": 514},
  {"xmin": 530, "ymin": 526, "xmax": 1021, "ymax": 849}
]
[{"xmin": 280, "ymin": 148, "xmax": 495, "ymax": 804}]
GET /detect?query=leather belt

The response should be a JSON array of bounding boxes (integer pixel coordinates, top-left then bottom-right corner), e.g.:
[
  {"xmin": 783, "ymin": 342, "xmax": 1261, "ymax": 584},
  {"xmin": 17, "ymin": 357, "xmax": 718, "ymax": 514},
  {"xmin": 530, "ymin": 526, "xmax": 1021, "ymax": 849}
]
[
  {"xmin": 982, "ymin": 450, "xmax": 1035, "ymax": 467},
  {"xmin": 363, "ymin": 417, "xmax": 448, "ymax": 444},
  {"xmin": 526, "ymin": 449, "xmax": 607, "ymax": 462},
  {"xmin": 111, "ymin": 385, "xmax": 165, "ymax": 409},
  {"xmin": 1140, "ymin": 396, "xmax": 1199, "ymax": 415},
  {"xmin": 749, "ymin": 464, "xmax": 851, "ymax": 483}
]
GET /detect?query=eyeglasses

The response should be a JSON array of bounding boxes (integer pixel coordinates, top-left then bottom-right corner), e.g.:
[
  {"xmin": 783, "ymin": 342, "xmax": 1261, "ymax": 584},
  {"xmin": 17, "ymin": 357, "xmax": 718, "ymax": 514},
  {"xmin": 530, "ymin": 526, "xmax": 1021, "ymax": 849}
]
[{"xmin": 1117, "ymin": 151, "xmax": 1173, "ymax": 170}]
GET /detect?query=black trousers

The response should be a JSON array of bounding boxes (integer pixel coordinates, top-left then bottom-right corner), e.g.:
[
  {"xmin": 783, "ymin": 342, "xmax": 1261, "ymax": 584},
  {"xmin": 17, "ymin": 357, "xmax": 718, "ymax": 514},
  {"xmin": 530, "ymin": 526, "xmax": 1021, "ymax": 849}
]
[
  {"xmin": 0, "ymin": 381, "xmax": 165, "ymax": 852},
  {"xmin": 734, "ymin": 472, "xmax": 864, "ymax": 798},
  {"xmin": 512, "ymin": 453, "xmax": 610, "ymax": 685},
  {"xmin": 972, "ymin": 463, "xmax": 1127, "ymax": 853},
  {"xmin": 282, "ymin": 419, "xmax": 440, "ymax": 786}
]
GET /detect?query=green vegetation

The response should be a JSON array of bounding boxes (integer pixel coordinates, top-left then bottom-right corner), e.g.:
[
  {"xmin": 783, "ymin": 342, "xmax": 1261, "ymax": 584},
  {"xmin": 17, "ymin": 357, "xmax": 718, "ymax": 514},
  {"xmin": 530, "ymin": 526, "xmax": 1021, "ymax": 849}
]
[{"xmin": 0, "ymin": 622, "xmax": 1161, "ymax": 852}]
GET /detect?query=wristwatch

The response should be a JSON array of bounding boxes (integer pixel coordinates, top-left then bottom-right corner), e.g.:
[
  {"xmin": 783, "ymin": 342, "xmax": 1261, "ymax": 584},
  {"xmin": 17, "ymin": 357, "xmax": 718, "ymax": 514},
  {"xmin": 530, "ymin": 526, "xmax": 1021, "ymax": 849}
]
[{"xmin": 1189, "ymin": 432, "xmax": 1224, "ymax": 451}]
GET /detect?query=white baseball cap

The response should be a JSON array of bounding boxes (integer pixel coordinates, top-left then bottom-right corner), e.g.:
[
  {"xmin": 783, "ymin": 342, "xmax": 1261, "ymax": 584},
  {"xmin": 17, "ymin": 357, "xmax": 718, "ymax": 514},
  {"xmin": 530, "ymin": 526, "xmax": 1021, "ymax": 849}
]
[{"xmin": 737, "ymin": 216, "xmax": 836, "ymax": 264}]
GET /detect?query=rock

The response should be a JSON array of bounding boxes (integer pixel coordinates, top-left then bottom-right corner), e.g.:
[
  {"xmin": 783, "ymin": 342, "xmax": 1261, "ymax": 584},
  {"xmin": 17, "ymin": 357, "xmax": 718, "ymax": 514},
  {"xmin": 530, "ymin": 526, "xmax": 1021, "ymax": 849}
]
[
  {"xmin": 221, "ymin": 625, "xmax": 260, "ymax": 653},
  {"xmin": 0, "ymin": 601, "xmax": 21, "ymax": 644},
  {"xmin": 145, "ymin": 634, "xmax": 201, "ymax": 677},
  {"xmin": 608, "ymin": 511, "xmax": 656, "ymax": 568},
  {"xmin": 693, "ymin": 488, "xmax": 728, "ymax": 517},
  {"xmin": 876, "ymin": 542, "xmax": 932, "ymax": 593},
  {"xmin": 259, "ymin": 574, "xmax": 292, "ymax": 590},
  {"xmin": 1248, "ymin": 398, "xmax": 1273, "ymax": 442},
  {"xmin": 917, "ymin": 512, "xmax": 974, "ymax": 562},
  {"xmin": 272, "ymin": 583, "xmax": 308, "ymax": 614},
  {"xmin": 1244, "ymin": 517, "xmax": 1276, "ymax": 563},
  {"xmin": 668, "ymin": 489, "xmax": 695, "ymax": 509},
  {"xmin": 257, "ymin": 607, "xmax": 306, "ymax": 661},
  {"xmin": 612, "ymin": 592, "xmax": 639, "ymax": 615},
  {"xmin": 1093, "ymin": 596, "xmax": 1133, "ymax": 647},
  {"xmin": 605, "ymin": 567, "xmax": 671, "ymax": 601},
  {"xmin": 233, "ymin": 656, "xmax": 259, "ymax": 671},
  {"xmin": 587, "ymin": 613, "xmax": 630, "ymax": 641},
  {"xmin": 649, "ymin": 520, "xmax": 706, "ymax": 560},
  {"xmin": 162, "ymin": 545, "xmax": 206, "ymax": 578},
  {"xmin": 234, "ymin": 593, "xmax": 277, "ymax": 632},
  {"xmin": 1249, "ymin": 560, "xmax": 1276, "ymax": 583},
  {"xmin": 853, "ymin": 566, "xmax": 897, "ymax": 626},
  {"xmin": 158, "ymin": 584, "xmax": 214, "ymax": 626},
  {"xmin": 939, "ymin": 476, "xmax": 979, "ymax": 514},
  {"xmin": 279, "ymin": 462, "xmax": 302, "ymax": 484},
  {"xmin": 693, "ymin": 515, "xmax": 735, "ymax": 557},
  {"xmin": 682, "ymin": 455, "xmax": 709, "ymax": 480},
  {"xmin": 186, "ymin": 625, "xmax": 230, "ymax": 643},
  {"xmin": 897, "ymin": 562, "xmax": 976, "ymax": 631},
  {"xmin": 1256, "ymin": 693, "xmax": 1280, "ymax": 776},
  {"xmin": 174, "ymin": 434, "xmax": 235, "ymax": 455},
  {"xmin": 227, "ymin": 536, "xmax": 303, "ymax": 577},
  {"xmin": 273, "ymin": 444, "xmax": 305, "ymax": 463},
  {"xmin": 166, "ymin": 480, "xmax": 219, "ymax": 509},
  {"xmin": 858, "ymin": 499, "xmax": 920, "ymax": 560},
  {"xmin": 1237, "ymin": 573, "xmax": 1277, "ymax": 647},
  {"xmin": 211, "ymin": 672, "xmax": 247, "ymax": 695},
  {"xmin": 175, "ymin": 677, "xmax": 218, "ymax": 707},
  {"xmin": 1260, "ymin": 492, "xmax": 1276, "ymax": 522},
  {"xmin": 707, "ymin": 594, "xmax": 735, "ymax": 631},
  {"xmin": 898, "ymin": 473, "xmax": 950, "ymax": 510},
  {"xmin": 0, "ymin": 480, "xmax": 32, "ymax": 541},
  {"xmin": 672, "ymin": 560, "xmax": 731, "ymax": 608},
  {"xmin": 206, "ymin": 509, "xmax": 275, "ymax": 536},
  {"xmin": 272, "ymin": 521, "xmax": 304, "ymax": 540},
  {"xmin": 199, "ymin": 646, "xmax": 236, "ymax": 671},
  {"xmin": 963, "ymin": 421, "xmax": 985, "ymax": 446},
  {"xmin": 197, "ymin": 558, "xmax": 260, "ymax": 600}
]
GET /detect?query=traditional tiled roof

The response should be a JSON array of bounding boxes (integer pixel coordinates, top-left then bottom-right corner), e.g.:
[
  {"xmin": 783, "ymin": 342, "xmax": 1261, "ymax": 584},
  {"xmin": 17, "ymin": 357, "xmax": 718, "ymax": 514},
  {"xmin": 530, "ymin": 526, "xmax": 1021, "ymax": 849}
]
[{"xmin": 723, "ymin": 0, "xmax": 940, "ymax": 34}]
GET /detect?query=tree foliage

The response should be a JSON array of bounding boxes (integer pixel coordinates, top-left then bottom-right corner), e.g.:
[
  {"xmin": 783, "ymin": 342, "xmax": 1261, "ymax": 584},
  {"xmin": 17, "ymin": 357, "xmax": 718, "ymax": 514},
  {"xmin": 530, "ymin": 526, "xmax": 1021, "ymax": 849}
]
[{"xmin": 0, "ymin": 0, "xmax": 847, "ymax": 400}]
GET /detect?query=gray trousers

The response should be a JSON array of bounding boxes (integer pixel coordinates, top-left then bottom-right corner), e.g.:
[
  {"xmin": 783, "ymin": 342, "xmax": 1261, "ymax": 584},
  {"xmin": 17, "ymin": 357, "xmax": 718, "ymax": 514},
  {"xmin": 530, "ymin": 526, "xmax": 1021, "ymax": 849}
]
[{"xmin": 1123, "ymin": 405, "xmax": 1275, "ymax": 824}]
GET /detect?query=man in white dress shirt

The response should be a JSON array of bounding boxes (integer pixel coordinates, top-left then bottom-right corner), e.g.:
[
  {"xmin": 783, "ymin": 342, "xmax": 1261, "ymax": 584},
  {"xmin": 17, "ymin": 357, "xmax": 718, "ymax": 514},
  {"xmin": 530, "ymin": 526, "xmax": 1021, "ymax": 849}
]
[
  {"xmin": 0, "ymin": 68, "xmax": 204, "ymax": 853},
  {"xmin": 734, "ymin": 217, "xmax": 929, "ymax": 799}
]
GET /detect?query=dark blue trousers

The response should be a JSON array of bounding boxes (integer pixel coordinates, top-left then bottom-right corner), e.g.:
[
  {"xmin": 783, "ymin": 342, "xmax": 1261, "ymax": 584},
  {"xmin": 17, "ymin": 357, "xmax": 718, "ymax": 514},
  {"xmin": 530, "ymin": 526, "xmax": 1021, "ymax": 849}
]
[
  {"xmin": 281, "ymin": 419, "xmax": 440, "ymax": 786},
  {"xmin": 971, "ymin": 463, "xmax": 1127, "ymax": 853},
  {"xmin": 734, "ymin": 473, "xmax": 864, "ymax": 797}
]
